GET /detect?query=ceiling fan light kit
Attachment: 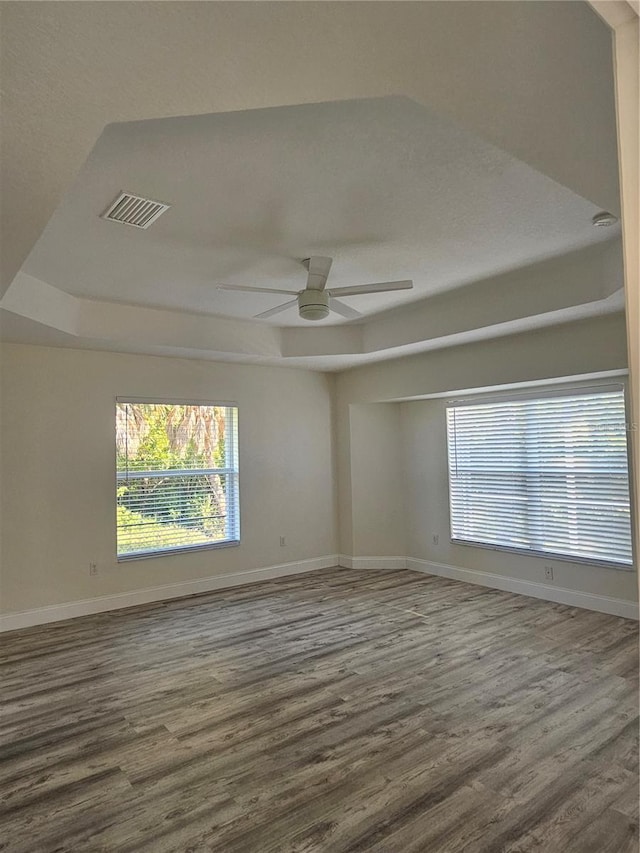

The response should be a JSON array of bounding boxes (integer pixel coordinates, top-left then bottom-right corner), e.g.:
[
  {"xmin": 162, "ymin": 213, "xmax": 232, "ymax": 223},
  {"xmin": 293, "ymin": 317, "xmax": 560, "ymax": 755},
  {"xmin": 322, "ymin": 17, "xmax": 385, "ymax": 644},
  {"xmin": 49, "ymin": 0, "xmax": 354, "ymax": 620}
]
[
  {"xmin": 298, "ymin": 289, "xmax": 330, "ymax": 321},
  {"xmin": 219, "ymin": 256, "xmax": 414, "ymax": 322}
]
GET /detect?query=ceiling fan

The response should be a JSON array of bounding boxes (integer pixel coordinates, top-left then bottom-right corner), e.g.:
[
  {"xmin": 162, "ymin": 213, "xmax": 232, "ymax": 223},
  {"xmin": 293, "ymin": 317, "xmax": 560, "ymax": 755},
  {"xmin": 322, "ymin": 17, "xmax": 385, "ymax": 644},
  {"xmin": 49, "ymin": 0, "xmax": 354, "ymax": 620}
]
[{"xmin": 218, "ymin": 256, "xmax": 413, "ymax": 321}]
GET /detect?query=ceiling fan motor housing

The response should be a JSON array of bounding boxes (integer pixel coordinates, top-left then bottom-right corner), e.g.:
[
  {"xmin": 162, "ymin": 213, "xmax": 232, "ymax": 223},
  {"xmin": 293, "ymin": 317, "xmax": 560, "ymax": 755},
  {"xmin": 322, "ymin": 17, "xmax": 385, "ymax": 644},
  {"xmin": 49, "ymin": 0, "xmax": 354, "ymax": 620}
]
[{"xmin": 298, "ymin": 289, "xmax": 330, "ymax": 321}]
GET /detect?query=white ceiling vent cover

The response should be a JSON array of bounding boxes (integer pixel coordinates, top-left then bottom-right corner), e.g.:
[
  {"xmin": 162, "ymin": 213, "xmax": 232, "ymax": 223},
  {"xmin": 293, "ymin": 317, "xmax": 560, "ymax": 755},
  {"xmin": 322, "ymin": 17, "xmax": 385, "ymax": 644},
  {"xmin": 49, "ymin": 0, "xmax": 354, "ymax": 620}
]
[{"xmin": 101, "ymin": 192, "xmax": 170, "ymax": 229}]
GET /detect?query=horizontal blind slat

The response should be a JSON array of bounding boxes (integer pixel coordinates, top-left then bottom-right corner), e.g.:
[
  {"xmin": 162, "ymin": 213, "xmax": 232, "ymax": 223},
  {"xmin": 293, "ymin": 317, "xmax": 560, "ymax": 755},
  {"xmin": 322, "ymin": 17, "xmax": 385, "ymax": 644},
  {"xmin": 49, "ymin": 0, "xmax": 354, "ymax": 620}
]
[
  {"xmin": 116, "ymin": 402, "xmax": 240, "ymax": 557},
  {"xmin": 446, "ymin": 389, "xmax": 633, "ymax": 567}
]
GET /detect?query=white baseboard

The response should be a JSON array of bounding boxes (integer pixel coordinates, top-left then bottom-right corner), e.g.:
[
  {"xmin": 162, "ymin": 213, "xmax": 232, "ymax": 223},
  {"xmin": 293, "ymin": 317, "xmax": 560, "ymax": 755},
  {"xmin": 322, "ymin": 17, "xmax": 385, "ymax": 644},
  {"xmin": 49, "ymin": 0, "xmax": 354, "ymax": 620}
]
[
  {"xmin": 407, "ymin": 558, "xmax": 639, "ymax": 620},
  {"xmin": 338, "ymin": 554, "xmax": 407, "ymax": 570},
  {"xmin": 0, "ymin": 555, "xmax": 340, "ymax": 633},
  {"xmin": 4, "ymin": 553, "xmax": 636, "ymax": 631}
]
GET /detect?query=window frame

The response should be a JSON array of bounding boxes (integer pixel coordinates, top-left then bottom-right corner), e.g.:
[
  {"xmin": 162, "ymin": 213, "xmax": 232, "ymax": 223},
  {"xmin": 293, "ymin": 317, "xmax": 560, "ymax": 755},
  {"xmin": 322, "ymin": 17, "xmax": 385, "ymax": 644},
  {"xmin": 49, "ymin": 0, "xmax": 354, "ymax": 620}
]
[
  {"xmin": 445, "ymin": 383, "xmax": 636, "ymax": 571},
  {"xmin": 115, "ymin": 396, "xmax": 240, "ymax": 562}
]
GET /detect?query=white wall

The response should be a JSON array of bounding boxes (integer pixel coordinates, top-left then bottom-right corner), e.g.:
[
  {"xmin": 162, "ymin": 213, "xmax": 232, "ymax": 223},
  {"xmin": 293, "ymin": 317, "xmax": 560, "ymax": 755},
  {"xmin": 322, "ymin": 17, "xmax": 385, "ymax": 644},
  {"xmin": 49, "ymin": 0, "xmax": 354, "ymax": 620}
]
[
  {"xmin": 0, "ymin": 344, "xmax": 337, "ymax": 615},
  {"xmin": 336, "ymin": 313, "xmax": 638, "ymax": 607},
  {"xmin": 336, "ymin": 314, "xmax": 630, "ymax": 555},
  {"xmin": 1, "ymin": 312, "xmax": 636, "ymax": 623},
  {"xmin": 349, "ymin": 404, "xmax": 406, "ymax": 557}
]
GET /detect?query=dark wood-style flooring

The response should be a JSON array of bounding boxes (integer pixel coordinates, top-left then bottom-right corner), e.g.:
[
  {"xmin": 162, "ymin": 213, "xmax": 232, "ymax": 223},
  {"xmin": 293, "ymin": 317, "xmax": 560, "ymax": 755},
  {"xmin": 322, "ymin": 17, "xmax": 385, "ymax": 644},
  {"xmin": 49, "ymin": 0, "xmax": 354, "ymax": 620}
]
[{"xmin": 1, "ymin": 568, "xmax": 638, "ymax": 852}]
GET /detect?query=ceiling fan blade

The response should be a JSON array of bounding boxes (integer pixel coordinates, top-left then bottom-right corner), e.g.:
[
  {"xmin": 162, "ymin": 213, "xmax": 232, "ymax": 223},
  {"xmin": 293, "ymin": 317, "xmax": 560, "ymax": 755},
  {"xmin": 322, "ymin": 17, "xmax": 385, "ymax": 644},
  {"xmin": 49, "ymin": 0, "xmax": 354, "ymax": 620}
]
[
  {"xmin": 305, "ymin": 256, "xmax": 333, "ymax": 290},
  {"xmin": 218, "ymin": 284, "xmax": 299, "ymax": 296},
  {"xmin": 254, "ymin": 298, "xmax": 298, "ymax": 320},
  {"xmin": 327, "ymin": 280, "xmax": 413, "ymax": 297},
  {"xmin": 330, "ymin": 298, "xmax": 362, "ymax": 320}
]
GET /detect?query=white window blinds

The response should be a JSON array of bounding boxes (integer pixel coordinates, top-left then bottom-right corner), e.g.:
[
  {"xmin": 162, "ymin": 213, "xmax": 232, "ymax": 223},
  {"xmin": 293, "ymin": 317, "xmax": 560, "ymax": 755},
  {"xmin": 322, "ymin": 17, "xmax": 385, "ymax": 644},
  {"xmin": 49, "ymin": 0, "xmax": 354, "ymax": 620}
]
[
  {"xmin": 446, "ymin": 387, "xmax": 633, "ymax": 568},
  {"xmin": 116, "ymin": 401, "xmax": 239, "ymax": 559}
]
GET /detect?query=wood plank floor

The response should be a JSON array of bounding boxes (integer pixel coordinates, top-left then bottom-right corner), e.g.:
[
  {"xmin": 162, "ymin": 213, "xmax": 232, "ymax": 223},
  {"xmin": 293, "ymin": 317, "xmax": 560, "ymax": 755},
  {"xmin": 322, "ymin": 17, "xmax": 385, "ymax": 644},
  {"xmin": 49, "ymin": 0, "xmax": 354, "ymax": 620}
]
[{"xmin": 0, "ymin": 568, "xmax": 638, "ymax": 852}]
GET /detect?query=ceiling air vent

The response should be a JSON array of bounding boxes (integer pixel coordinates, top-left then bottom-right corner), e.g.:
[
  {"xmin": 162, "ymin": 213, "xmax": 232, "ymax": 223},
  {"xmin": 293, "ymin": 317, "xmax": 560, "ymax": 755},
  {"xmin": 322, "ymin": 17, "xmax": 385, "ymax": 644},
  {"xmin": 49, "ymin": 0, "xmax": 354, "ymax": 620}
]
[{"xmin": 101, "ymin": 192, "xmax": 170, "ymax": 229}]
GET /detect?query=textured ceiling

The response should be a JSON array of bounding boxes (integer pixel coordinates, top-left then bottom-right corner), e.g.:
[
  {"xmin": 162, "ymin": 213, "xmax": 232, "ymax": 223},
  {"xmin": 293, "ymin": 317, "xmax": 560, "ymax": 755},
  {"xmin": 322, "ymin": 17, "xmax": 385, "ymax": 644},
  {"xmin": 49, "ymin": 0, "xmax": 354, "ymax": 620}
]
[
  {"xmin": 0, "ymin": 1, "xmax": 618, "ymax": 298},
  {"xmin": 22, "ymin": 97, "xmax": 616, "ymax": 327},
  {"xmin": 0, "ymin": 1, "xmax": 623, "ymax": 369}
]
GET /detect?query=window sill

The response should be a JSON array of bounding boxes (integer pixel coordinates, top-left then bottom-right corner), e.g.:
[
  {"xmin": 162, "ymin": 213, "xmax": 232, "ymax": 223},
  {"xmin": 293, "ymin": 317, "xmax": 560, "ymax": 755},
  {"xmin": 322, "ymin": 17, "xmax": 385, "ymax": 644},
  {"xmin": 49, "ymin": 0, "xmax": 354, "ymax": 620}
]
[
  {"xmin": 450, "ymin": 538, "xmax": 635, "ymax": 572},
  {"xmin": 117, "ymin": 539, "xmax": 240, "ymax": 563}
]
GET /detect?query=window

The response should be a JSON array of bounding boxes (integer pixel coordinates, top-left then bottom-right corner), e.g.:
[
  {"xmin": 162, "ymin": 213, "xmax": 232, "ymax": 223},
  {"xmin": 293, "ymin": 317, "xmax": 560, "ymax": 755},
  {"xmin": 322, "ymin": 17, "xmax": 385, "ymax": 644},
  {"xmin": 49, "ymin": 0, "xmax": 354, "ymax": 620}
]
[
  {"xmin": 116, "ymin": 400, "xmax": 239, "ymax": 559},
  {"xmin": 446, "ymin": 386, "xmax": 633, "ymax": 568}
]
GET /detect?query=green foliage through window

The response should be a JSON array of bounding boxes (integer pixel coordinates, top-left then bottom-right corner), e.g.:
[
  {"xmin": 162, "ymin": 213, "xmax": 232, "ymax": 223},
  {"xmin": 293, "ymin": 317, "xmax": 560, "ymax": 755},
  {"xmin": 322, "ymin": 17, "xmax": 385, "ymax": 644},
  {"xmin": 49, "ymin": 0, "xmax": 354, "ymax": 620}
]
[{"xmin": 116, "ymin": 402, "xmax": 239, "ymax": 558}]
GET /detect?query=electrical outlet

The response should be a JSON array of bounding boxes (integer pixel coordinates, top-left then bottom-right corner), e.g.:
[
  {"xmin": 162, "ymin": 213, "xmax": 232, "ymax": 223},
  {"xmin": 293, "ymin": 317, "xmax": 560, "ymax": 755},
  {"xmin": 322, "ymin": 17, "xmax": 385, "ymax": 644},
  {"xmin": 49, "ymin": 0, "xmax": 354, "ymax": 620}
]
[
  {"xmin": 279, "ymin": 536, "xmax": 286, "ymax": 547},
  {"xmin": 544, "ymin": 566, "xmax": 554, "ymax": 581},
  {"xmin": 89, "ymin": 562, "xmax": 98, "ymax": 576},
  {"xmin": 432, "ymin": 534, "xmax": 439, "ymax": 545}
]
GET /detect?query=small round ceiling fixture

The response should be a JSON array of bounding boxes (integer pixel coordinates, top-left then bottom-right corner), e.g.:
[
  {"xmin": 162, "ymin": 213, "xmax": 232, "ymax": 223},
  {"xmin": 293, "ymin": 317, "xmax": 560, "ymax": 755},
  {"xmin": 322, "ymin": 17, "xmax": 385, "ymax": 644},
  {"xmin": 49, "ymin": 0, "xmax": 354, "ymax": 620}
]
[
  {"xmin": 592, "ymin": 211, "xmax": 618, "ymax": 227},
  {"xmin": 298, "ymin": 289, "xmax": 330, "ymax": 321}
]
